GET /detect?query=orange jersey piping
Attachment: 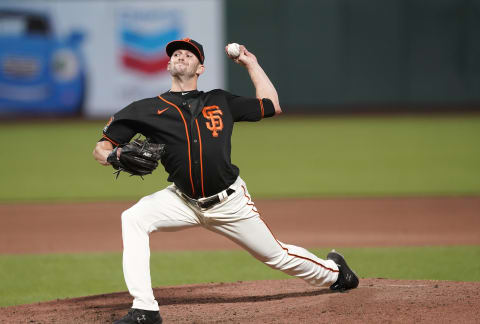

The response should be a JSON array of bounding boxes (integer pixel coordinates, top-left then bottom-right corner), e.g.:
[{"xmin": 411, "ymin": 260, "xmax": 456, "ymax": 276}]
[
  {"xmin": 258, "ymin": 98, "xmax": 264, "ymax": 118},
  {"xmin": 102, "ymin": 134, "xmax": 119, "ymax": 146},
  {"xmin": 158, "ymin": 95, "xmax": 195, "ymax": 196},
  {"xmin": 195, "ymin": 119, "xmax": 205, "ymax": 197}
]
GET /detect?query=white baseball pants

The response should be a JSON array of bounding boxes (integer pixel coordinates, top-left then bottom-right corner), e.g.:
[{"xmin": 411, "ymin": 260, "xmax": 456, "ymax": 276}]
[{"xmin": 121, "ymin": 177, "xmax": 339, "ymax": 311}]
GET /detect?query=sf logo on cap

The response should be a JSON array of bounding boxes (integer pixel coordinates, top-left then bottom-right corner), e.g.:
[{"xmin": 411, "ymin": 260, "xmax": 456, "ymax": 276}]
[{"xmin": 202, "ymin": 105, "xmax": 223, "ymax": 137}]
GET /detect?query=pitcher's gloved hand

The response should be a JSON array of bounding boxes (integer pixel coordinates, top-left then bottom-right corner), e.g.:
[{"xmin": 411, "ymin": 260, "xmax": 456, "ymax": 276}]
[{"xmin": 107, "ymin": 138, "xmax": 166, "ymax": 178}]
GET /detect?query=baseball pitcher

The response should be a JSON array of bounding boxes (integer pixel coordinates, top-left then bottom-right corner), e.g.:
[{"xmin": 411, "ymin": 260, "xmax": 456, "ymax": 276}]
[{"xmin": 93, "ymin": 38, "xmax": 359, "ymax": 324}]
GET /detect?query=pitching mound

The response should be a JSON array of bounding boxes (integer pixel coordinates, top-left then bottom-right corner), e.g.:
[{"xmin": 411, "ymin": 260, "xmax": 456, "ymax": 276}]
[{"xmin": 1, "ymin": 278, "xmax": 479, "ymax": 323}]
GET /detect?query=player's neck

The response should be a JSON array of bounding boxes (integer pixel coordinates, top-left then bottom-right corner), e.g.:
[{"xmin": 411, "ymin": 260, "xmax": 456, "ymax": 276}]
[{"xmin": 170, "ymin": 76, "xmax": 198, "ymax": 92}]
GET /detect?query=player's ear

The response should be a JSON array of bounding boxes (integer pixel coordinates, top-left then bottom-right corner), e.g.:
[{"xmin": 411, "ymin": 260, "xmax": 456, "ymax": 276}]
[{"xmin": 196, "ymin": 64, "xmax": 205, "ymax": 76}]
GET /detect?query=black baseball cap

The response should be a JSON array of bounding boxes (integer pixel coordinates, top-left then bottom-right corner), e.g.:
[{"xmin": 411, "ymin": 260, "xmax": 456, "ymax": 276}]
[{"xmin": 166, "ymin": 38, "xmax": 204, "ymax": 64}]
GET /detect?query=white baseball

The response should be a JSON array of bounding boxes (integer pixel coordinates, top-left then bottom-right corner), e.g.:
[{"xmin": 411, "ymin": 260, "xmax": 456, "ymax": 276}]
[{"xmin": 227, "ymin": 43, "xmax": 241, "ymax": 58}]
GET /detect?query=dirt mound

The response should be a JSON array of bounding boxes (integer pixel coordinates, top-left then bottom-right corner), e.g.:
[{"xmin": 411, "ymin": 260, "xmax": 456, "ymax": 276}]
[{"xmin": 1, "ymin": 278, "xmax": 479, "ymax": 323}]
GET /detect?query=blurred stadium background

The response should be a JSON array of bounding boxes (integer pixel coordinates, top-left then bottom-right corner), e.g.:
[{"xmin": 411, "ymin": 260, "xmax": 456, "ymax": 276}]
[{"xmin": 1, "ymin": 0, "xmax": 479, "ymax": 118}]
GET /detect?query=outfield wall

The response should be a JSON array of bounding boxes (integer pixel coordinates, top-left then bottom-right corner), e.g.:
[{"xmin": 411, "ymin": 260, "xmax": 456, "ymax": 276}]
[{"xmin": 226, "ymin": 0, "xmax": 480, "ymax": 111}]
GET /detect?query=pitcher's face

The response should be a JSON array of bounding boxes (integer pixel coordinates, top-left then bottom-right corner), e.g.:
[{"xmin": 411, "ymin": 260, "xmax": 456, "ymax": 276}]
[{"xmin": 167, "ymin": 49, "xmax": 204, "ymax": 78}]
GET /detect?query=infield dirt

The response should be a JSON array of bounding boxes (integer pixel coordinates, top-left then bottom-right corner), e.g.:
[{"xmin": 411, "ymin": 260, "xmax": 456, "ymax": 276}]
[{"xmin": 1, "ymin": 196, "xmax": 479, "ymax": 323}]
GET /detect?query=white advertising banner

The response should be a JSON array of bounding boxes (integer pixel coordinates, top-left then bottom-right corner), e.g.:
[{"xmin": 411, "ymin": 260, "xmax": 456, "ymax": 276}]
[{"xmin": 0, "ymin": 0, "xmax": 224, "ymax": 117}]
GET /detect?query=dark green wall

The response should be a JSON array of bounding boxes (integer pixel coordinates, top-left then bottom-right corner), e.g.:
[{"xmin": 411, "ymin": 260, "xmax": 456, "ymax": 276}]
[{"xmin": 226, "ymin": 0, "xmax": 480, "ymax": 111}]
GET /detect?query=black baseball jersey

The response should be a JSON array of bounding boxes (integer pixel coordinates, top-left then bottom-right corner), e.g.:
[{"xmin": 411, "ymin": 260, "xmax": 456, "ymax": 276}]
[{"xmin": 102, "ymin": 89, "xmax": 275, "ymax": 199}]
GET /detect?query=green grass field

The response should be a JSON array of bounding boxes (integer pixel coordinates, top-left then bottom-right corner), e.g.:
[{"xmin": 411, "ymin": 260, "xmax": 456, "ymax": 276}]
[
  {"xmin": 1, "ymin": 115, "xmax": 480, "ymax": 201},
  {"xmin": 1, "ymin": 115, "xmax": 479, "ymax": 308},
  {"xmin": 1, "ymin": 246, "xmax": 479, "ymax": 307}
]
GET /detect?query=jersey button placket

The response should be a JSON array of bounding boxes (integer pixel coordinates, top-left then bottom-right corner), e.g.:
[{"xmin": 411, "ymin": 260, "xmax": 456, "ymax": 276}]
[
  {"xmin": 191, "ymin": 135, "xmax": 200, "ymax": 194},
  {"xmin": 193, "ymin": 138, "xmax": 199, "ymax": 164}
]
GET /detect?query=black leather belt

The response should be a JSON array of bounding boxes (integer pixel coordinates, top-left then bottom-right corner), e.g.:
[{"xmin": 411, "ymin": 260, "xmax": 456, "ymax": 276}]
[{"xmin": 181, "ymin": 188, "xmax": 235, "ymax": 210}]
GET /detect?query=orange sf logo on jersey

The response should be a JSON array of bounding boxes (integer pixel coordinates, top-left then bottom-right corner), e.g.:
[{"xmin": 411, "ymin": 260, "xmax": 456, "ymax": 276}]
[{"xmin": 202, "ymin": 105, "xmax": 223, "ymax": 137}]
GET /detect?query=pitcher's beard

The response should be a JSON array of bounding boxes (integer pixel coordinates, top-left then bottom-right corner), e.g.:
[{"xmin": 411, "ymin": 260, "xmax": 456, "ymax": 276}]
[{"xmin": 169, "ymin": 66, "xmax": 196, "ymax": 78}]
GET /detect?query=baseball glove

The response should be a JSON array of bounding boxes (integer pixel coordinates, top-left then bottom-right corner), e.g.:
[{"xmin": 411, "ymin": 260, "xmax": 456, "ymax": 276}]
[{"xmin": 107, "ymin": 138, "xmax": 166, "ymax": 179}]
